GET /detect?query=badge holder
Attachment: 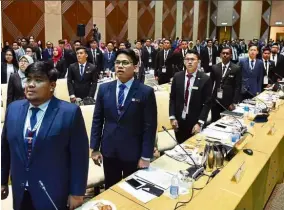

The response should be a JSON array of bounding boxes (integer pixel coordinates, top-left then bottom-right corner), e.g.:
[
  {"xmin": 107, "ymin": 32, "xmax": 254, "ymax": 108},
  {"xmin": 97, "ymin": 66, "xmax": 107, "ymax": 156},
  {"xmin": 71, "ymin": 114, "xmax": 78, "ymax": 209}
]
[
  {"xmin": 162, "ymin": 66, "xmax": 166, "ymax": 73},
  {"xmin": 217, "ymin": 88, "xmax": 223, "ymax": 99}
]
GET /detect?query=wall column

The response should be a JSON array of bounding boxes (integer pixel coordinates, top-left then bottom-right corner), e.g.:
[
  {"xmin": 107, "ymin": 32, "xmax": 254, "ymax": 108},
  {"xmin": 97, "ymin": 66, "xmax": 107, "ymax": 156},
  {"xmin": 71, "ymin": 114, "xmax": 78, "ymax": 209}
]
[
  {"xmin": 176, "ymin": 1, "xmax": 183, "ymax": 39},
  {"xmin": 44, "ymin": 1, "xmax": 62, "ymax": 45},
  {"xmin": 192, "ymin": 1, "xmax": 199, "ymax": 42},
  {"xmin": 155, "ymin": 1, "xmax": 163, "ymax": 39},
  {"xmin": 93, "ymin": 1, "xmax": 106, "ymax": 43},
  {"xmin": 128, "ymin": 1, "xmax": 138, "ymax": 44}
]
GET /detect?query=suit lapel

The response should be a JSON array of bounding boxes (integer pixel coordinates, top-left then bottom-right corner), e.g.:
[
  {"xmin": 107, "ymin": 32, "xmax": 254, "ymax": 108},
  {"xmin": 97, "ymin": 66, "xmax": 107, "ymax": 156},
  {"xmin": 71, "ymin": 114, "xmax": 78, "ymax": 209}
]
[
  {"xmin": 16, "ymin": 101, "xmax": 30, "ymax": 165},
  {"xmin": 28, "ymin": 97, "xmax": 59, "ymax": 165},
  {"xmin": 179, "ymin": 72, "xmax": 185, "ymax": 100},
  {"xmin": 15, "ymin": 73, "xmax": 24, "ymax": 91},
  {"xmin": 189, "ymin": 71, "xmax": 202, "ymax": 103},
  {"xmin": 109, "ymin": 81, "xmax": 119, "ymax": 120},
  {"xmin": 118, "ymin": 79, "xmax": 139, "ymax": 121}
]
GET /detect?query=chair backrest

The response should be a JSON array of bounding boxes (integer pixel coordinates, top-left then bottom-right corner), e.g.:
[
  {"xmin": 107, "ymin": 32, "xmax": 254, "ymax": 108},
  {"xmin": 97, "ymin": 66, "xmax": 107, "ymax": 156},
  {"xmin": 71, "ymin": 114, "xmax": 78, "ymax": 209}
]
[
  {"xmin": 155, "ymin": 90, "xmax": 172, "ymax": 132},
  {"xmin": 80, "ymin": 105, "xmax": 95, "ymax": 157},
  {"xmin": 54, "ymin": 79, "xmax": 70, "ymax": 102},
  {"xmin": 1, "ymin": 84, "xmax": 8, "ymax": 123}
]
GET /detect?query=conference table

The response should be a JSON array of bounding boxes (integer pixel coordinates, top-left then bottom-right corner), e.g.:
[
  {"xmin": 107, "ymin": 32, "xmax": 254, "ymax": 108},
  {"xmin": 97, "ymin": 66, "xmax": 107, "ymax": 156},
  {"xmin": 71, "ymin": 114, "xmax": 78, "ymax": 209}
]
[{"xmin": 80, "ymin": 91, "xmax": 284, "ymax": 210}]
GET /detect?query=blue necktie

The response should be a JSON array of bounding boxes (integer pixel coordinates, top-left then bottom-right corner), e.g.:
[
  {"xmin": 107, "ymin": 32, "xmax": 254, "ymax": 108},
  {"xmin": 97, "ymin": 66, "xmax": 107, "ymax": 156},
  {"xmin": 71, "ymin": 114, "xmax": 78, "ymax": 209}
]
[
  {"xmin": 118, "ymin": 84, "xmax": 127, "ymax": 113},
  {"xmin": 80, "ymin": 64, "xmax": 84, "ymax": 79},
  {"xmin": 26, "ymin": 107, "xmax": 40, "ymax": 159},
  {"xmin": 250, "ymin": 60, "xmax": 254, "ymax": 70}
]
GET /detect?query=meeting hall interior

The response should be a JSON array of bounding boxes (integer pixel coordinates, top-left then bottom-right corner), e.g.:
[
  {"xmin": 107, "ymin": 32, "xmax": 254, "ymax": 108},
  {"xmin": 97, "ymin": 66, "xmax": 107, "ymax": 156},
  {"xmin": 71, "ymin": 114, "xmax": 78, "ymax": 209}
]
[{"xmin": 1, "ymin": 1, "xmax": 284, "ymax": 210}]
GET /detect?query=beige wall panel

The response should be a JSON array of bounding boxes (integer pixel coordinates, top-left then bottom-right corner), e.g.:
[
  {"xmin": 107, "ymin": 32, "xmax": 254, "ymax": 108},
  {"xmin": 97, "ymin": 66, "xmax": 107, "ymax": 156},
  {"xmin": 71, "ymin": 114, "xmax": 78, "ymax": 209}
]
[
  {"xmin": 93, "ymin": 1, "xmax": 105, "ymax": 43},
  {"xmin": 128, "ymin": 1, "xmax": 138, "ymax": 44},
  {"xmin": 192, "ymin": 1, "xmax": 199, "ymax": 43},
  {"xmin": 217, "ymin": 1, "xmax": 234, "ymax": 26},
  {"xmin": 270, "ymin": 1, "xmax": 284, "ymax": 26},
  {"xmin": 155, "ymin": 1, "xmax": 163, "ymax": 39}
]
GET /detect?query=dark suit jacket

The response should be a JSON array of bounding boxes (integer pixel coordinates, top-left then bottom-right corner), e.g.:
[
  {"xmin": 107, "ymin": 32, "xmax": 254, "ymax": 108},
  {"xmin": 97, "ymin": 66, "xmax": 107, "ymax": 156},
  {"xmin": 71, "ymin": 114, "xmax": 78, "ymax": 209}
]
[
  {"xmin": 42, "ymin": 48, "xmax": 53, "ymax": 61},
  {"xmin": 1, "ymin": 63, "xmax": 17, "ymax": 84},
  {"xmin": 47, "ymin": 59, "xmax": 67, "ymax": 79},
  {"xmin": 273, "ymin": 53, "xmax": 284, "ymax": 78},
  {"xmin": 90, "ymin": 79, "xmax": 157, "ymax": 161},
  {"xmin": 67, "ymin": 62, "xmax": 98, "ymax": 99},
  {"xmin": 87, "ymin": 48, "xmax": 103, "ymax": 72},
  {"xmin": 62, "ymin": 48, "xmax": 75, "ymax": 69},
  {"xmin": 200, "ymin": 47, "xmax": 218, "ymax": 72},
  {"xmin": 1, "ymin": 97, "xmax": 89, "ymax": 210},
  {"xmin": 239, "ymin": 58, "xmax": 264, "ymax": 95},
  {"xmin": 193, "ymin": 45, "xmax": 203, "ymax": 54},
  {"xmin": 211, "ymin": 62, "xmax": 242, "ymax": 107},
  {"xmin": 7, "ymin": 72, "xmax": 25, "ymax": 106},
  {"xmin": 169, "ymin": 70, "xmax": 212, "ymax": 125},
  {"xmin": 103, "ymin": 51, "xmax": 116, "ymax": 71},
  {"xmin": 141, "ymin": 46, "xmax": 157, "ymax": 69},
  {"xmin": 263, "ymin": 60, "xmax": 277, "ymax": 83},
  {"xmin": 154, "ymin": 49, "xmax": 174, "ymax": 78}
]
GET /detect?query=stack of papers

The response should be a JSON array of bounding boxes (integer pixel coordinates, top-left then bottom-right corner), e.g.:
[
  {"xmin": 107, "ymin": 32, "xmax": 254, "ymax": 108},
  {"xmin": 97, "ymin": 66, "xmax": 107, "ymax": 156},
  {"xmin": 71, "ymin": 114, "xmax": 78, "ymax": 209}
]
[
  {"xmin": 165, "ymin": 145, "xmax": 202, "ymax": 166},
  {"xmin": 201, "ymin": 128, "xmax": 234, "ymax": 146}
]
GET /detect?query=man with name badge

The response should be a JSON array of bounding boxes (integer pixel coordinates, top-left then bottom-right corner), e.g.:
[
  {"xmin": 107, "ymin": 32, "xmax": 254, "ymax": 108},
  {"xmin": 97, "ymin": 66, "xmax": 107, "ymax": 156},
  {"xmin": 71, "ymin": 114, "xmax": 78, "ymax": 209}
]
[
  {"xmin": 211, "ymin": 47, "xmax": 242, "ymax": 122},
  {"xmin": 169, "ymin": 50, "xmax": 212, "ymax": 143}
]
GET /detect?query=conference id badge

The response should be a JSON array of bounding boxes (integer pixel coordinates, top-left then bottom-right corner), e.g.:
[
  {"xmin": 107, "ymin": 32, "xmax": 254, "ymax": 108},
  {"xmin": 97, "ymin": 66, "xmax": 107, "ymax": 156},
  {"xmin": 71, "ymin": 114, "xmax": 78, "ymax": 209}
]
[
  {"xmin": 162, "ymin": 66, "xmax": 167, "ymax": 73},
  {"xmin": 209, "ymin": 62, "xmax": 213, "ymax": 66},
  {"xmin": 217, "ymin": 88, "xmax": 223, "ymax": 99},
  {"xmin": 182, "ymin": 107, "xmax": 187, "ymax": 120},
  {"xmin": 149, "ymin": 58, "xmax": 152, "ymax": 63},
  {"xmin": 264, "ymin": 76, "xmax": 268, "ymax": 84}
]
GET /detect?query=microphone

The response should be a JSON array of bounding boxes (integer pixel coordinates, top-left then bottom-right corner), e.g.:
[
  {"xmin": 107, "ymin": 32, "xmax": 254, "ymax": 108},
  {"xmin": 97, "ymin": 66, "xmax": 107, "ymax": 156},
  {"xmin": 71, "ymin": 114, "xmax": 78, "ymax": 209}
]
[
  {"xmin": 244, "ymin": 89, "xmax": 269, "ymax": 113},
  {"xmin": 39, "ymin": 180, "xmax": 58, "ymax": 210},
  {"xmin": 162, "ymin": 126, "xmax": 205, "ymax": 180},
  {"xmin": 215, "ymin": 99, "xmax": 245, "ymax": 133}
]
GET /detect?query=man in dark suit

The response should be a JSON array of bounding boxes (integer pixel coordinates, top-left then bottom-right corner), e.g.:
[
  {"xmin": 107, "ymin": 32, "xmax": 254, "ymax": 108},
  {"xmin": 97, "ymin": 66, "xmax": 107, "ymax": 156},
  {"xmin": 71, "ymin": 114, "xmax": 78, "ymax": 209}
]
[
  {"xmin": 141, "ymin": 38, "xmax": 157, "ymax": 70},
  {"xmin": 42, "ymin": 41, "xmax": 53, "ymax": 61},
  {"xmin": 87, "ymin": 40, "xmax": 103, "ymax": 73},
  {"xmin": 177, "ymin": 40, "xmax": 189, "ymax": 71},
  {"xmin": 210, "ymin": 47, "xmax": 242, "ymax": 122},
  {"xmin": 270, "ymin": 43, "xmax": 284, "ymax": 80},
  {"xmin": 169, "ymin": 50, "xmax": 212, "ymax": 143},
  {"xmin": 262, "ymin": 47, "xmax": 277, "ymax": 87},
  {"xmin": 200, "ymin": 39, "xmax": 217, "ymax": 73},
  {"xmin": 1, "ymin": 61, "xmax": 89, "ymax": 210},
  {"xmin": 67, "ymin": 46, "xmax": 98, "ymax": 102},
  {"xmin": 91, "ymin": 49, "xmax": 157, "ymax": 189},
  {"xmin": 239, "ymin": 44, "xmax": 264, "ymax": 100},
  {"xmin": 230, "ymin": 41, "xmax": 239, "ymax": 64},
  {"xmin": 58, "ymin": 39, "xmax": 73, "ymax": 69},
  {"xmin": 103, "ymin": 41, "xmax": 116, "ymax": 72},
  {"xmin": 155, "ymin": 39, "xmax": 174, "ymax": 85},
  {"xmin": 193, "ymin": 39, "xmax": 202, "ymax": 55}
]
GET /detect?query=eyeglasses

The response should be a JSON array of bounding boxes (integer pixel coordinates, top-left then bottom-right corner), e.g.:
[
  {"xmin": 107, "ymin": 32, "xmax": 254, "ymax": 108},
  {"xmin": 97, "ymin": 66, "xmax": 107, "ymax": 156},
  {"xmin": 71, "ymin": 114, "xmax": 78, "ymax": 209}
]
[
  {"xmin": 184, "ymin": 58, "xmax": 198, "ymax": 62},
  {"xmin": 115, "ymin": 60, "xmax": 132, "ymax": 66}
]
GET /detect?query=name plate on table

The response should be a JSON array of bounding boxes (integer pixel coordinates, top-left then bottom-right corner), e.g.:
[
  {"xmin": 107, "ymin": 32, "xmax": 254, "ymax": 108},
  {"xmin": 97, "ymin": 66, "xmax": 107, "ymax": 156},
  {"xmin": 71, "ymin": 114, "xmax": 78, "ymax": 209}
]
[{"xmin": 231, "ymin": 161, "xmax": 245, "ymax": 183}]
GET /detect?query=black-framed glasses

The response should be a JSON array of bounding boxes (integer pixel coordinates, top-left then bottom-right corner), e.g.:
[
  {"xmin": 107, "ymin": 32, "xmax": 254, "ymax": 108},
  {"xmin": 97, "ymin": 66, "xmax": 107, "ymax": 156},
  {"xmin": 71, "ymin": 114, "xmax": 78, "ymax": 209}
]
[{"xmin": 115, "ymin": 60, "xmax": 132, "ymax": 66}]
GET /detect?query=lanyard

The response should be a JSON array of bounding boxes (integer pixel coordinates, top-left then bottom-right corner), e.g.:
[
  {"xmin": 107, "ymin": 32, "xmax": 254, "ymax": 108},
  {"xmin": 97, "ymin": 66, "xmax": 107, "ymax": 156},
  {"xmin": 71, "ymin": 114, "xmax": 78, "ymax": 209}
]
[{"xmin": 26, "ymin": 109, "xmax": 45, "ymax": 134}]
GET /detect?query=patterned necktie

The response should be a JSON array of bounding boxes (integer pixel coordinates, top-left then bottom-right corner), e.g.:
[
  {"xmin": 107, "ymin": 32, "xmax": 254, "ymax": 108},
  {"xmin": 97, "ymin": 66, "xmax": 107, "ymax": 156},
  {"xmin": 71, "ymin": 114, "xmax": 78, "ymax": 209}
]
[
  {"xmin": 118, "ymin": 84, "xmax": 127, "ymax": 114},
  {"xmin": 184, "ymin": 74, "xmax": 193, "ymax": 107},
  {"xmin": 222, "ymin": 65, "xmax": 226, "ymax": 76},
  {"xmin": 80, "ymin": 64, "xmax": 84, "ymax": 79},
  {"xmin": 26, "ymin": 107, "xmax": 40, "ymax": 159}
]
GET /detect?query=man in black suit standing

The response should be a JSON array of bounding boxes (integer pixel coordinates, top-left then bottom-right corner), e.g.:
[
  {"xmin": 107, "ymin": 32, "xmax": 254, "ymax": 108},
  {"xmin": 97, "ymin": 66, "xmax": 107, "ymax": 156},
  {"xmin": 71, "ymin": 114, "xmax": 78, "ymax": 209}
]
[
  {"xmin": 58, "ymin": 39, "xmax": 73, "ymax": 69},
  {"xmin": 169, "ymin": 50, "xmax": 212, "ymax": 143},
  {"xmin": 67, "ymin": 47, "xmax": 98, "ymax": 102},
  {"xmin": 270, "ymin": 43, "xmax": 284, "ymax": 80},
  {"xmin": 201, "ymin": 39, "xmax": 217, "ymax": 73},
  {"xmin": 210, "ymin": 47, "xmax": 242, "ymax": 122},
  {"xmin": 88, "ymin": 40, "xmax": 103, "ymax": 73},
  {"xmin": 262, "ymin": 47, "xmax": 276, "ymax": 87},
  {"xmin": 155, "ymin": 39, "xmax": 174, "ymax": 85},
  {"xmin": 141, "ymin": 38, "xmax": 157, "ymax": 71}
]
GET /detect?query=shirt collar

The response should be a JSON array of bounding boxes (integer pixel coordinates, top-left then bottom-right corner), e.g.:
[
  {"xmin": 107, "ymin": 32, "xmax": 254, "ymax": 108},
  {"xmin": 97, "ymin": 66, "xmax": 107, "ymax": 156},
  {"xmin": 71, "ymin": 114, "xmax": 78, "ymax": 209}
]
[
  {"xmin": 222, "ymin": 62, "xmax": 230, "ymax": 69},
  {"xmin": 185, "ymin": 70, "xmax": 197, "ymax": 78},
  {"xmin": 249, "ymin": 57, "xmax": 255, "ymax": 62},
  {"xmin": 29, "ymin": 99, "xmax": 51, "ymax": 112},
  {"xmin": 18, "ymin": 70, "xmax": 25, "ymax": 79},
  {"xmin": 263, "ymin": 58, "xmax": 268, "ymax": 62},
  {"xmin": 117, "ymin": 77, "xmax": 134, "ymax": 89},
  {"xmin": 78, "ymin": 62, "xmax": 87, "ymax": 67}
]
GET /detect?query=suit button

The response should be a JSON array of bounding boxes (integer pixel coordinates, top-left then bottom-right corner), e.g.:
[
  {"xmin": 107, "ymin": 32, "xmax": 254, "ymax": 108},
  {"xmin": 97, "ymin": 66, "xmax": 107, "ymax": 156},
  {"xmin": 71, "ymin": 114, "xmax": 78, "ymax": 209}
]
[{"xmin": 26, "ymin": 168, "xmax": 29, "ymax": 172}]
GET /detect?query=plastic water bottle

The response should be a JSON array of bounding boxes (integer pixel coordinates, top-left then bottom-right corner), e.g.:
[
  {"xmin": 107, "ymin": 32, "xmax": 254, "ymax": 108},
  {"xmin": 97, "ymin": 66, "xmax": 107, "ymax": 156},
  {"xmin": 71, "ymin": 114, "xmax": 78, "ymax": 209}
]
[
  {"xmin": 170, "ymin": 175, "xmax": 179, "ymax": 199},
  {"xmin": 243, "ymin": 106, "xmax": 249, "ymax": 119}
]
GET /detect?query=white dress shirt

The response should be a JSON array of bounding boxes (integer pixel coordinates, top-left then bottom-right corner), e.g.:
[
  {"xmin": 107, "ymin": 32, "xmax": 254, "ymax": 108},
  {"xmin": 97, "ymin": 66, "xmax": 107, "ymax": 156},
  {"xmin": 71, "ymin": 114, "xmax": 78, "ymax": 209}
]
[
  {"xmin": 262, "ymin": 59, "xmax": 269, "ymax": 84},
  {"xmin": 6, "ymin": 64, "xmax": 14, "ymax": 82},
  {"xmin": 248, "ymin": 58, "xmax": 256, "ymax": 70},
  {"xmin": 221, "ymin": 62, "xmax": 230, "ymax": 77},
  {"xmin": 184, "ymin": 70, "xmax": 197, "ymax": 114},
  {"xmin": 270, "ymin": 54, "xmax": 277, "ymax": 66}
]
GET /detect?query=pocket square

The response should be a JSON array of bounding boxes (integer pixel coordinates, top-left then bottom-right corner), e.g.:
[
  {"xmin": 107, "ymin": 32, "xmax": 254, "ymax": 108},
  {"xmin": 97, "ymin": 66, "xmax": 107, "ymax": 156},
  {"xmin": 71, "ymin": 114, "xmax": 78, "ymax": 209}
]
[{"xmin": 132, "ymin": 98, "xmax": 140, "ymax": 102}]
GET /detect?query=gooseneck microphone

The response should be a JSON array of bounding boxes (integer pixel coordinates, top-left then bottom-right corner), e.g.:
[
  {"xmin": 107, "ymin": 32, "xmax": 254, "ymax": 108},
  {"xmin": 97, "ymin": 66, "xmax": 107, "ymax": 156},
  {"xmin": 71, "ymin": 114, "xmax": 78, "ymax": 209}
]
[
  {"xmin": 162, "ymin": 126, "xmax": 198, "ymax": 168},
  {"xmin": 244, "ymin": 89, "xmax": 269, "ymax": 113},
  {"xmin": 39, "ymin": 180, "xmax": 58, "ymax": 210},
  {"xmin": 215, "ymin": 99, "xmax": 244, "ymax": 133}
]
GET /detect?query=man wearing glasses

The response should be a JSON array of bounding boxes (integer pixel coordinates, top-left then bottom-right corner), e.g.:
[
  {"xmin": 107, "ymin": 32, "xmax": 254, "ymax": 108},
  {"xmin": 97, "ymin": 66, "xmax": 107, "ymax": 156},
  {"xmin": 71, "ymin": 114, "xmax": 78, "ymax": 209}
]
[
  {"xmin": 210, "ymin": 47, "xmax": 241, "ymax": 122},
  {"xmin": 15, "ymin": 38, "xmax": 29, "ymax": 61},
  {"xmin": 91, "ymin": 49, "xmax": 157, "ymax": 189},
  {"xmin": 169, "ymin": 50, "xmax": 212, "ymax": 143}
]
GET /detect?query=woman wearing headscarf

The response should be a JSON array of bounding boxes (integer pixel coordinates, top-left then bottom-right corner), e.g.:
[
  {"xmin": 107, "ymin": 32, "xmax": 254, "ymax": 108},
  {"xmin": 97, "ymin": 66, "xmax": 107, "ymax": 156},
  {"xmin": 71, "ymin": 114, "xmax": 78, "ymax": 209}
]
[
  {"xmin": 1, "ymin": 48, "xmax": 18, "ymax": 84},
  {"xmin": 7, "ymin": 55, "xmax": 34, "ymax": 105},
  {"xmin": 48, "ymin": 46, "xmax": 67, "ymax": 78}
]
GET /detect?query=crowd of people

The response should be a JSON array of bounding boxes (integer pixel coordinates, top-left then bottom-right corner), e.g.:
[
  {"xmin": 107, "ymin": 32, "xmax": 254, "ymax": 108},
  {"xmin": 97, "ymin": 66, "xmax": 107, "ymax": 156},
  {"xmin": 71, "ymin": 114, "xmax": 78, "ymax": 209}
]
[{"xmin": 1, "ymin": 35, "xmax": 284, "ymax": 210}]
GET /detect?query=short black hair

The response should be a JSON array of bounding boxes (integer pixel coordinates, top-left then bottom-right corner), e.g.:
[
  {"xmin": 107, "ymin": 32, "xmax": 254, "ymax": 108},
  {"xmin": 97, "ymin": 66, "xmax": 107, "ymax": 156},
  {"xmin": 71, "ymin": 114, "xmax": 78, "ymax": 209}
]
[
  {"xmin": 185, "ymin": 49, "xmax": 200, "ymax": 60},
  {"xmin": 75, "ymin": 46, "xmax": 87, "ymax": 53},
  {"xmin": 116, "ymin": 49, "xmax": 138, "ymax": 65},
  {"xmin": 271, "ymin": 43, "xmax": 279, "ymax": 47},
  {"xmin": 25, "ymin": 61, "xmax": 58, "ymax": 82},
  {"xmin": 207, "ymin": 39, "xmax": 213, "ymax": 43},
  {"xmin": 12, "ymin": 41, "xmax": 18, "ymax": 45},
  {"xmin": 248, "ymin": 44, "xmax": 258, "ymax": 49},
  {"xmin": 25, "ymin": 46, "xmax": 34, "ymax": 52},
  {"xmin": 221, "ymin": 47, "xmax": 232, "ymax": 54},
  {"xmin": 262, "ymin": 47, "xmax": 271, "ymax": 53},
  {"xmin": 181, "ymin": 39, "xmax": 188, "ymax": 43},
  {"xmin": 73, "ymin": 40, "xmax": 81, "ymax": 44},
  {"xmin": 163, "ymin": 38, "xmax": 172, "ymax": 44},
  {"xmin": 107, "ymin": 41, "xmax": 114, "ymax": 46},
  {"xmin": 58, "ymin": 39, "xmax": 65, "ymax": 44}
]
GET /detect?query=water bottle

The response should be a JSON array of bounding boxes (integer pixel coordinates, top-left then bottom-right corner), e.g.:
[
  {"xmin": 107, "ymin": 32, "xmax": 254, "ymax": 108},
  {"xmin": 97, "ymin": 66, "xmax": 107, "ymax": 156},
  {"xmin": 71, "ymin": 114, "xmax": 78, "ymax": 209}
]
[
  {"xmin": 170, "ymin": 175, "xmax": 179, "ymax": 199},
  {"xmin": 243, "ymin": 106, "xmax": 249, "ymax": 119}
]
